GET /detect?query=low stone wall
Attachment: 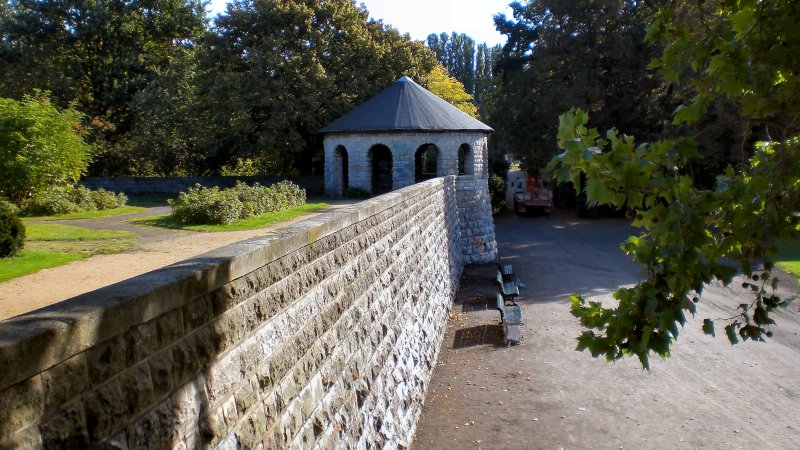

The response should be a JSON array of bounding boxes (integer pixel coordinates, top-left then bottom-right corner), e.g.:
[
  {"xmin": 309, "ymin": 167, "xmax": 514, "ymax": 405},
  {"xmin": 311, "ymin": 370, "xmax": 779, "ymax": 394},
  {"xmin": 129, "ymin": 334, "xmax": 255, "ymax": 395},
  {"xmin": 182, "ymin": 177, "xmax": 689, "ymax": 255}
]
[
  {"xmin": 0, "ymin": 177, "xmax": 463, "ymax": 449},
  {"xmin": 79, "ymin": 176, "xmax": 324, "ymax": 197}
]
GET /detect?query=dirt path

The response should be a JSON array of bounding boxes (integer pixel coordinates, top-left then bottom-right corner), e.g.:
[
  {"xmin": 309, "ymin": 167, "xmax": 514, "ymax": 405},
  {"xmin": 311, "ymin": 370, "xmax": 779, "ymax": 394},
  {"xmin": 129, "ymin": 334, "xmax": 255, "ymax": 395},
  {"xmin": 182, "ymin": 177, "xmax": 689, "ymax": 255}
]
[
  {"xmin": 0, "ymin": 203, "xmax": 350, "ymax": 320},
  {"xmin": 414, "ymin": 211, "xmax": 800, "ymax": 449}
]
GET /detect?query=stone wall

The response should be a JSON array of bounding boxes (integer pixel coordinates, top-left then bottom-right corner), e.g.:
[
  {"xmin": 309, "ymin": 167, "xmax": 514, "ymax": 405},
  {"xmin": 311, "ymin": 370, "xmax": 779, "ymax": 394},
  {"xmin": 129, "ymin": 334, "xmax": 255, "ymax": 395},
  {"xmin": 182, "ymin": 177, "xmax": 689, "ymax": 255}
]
[
  {"xmin": 323, "ymin": 132, "xmax": 489, "ymax": 196},
  {"xmin": 0, "ymin": 178, "xmax": 463, "ymax": 449},
  {"xmin": 79, "ymin": 176, "xmax": 324, "ymax": 197},
  {"xmin": 456, "ymin": 176, "xmax": 497, "ymax": 264}
]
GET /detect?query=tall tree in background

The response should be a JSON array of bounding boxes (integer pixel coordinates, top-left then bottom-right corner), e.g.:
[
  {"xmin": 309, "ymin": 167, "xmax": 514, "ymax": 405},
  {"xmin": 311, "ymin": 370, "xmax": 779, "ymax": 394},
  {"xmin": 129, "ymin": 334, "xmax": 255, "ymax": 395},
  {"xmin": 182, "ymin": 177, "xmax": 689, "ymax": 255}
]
[
  {"xmin": 426, "ymin": 32, "xmax": 475, "ymax": 94},
  {"xmin": 492, "ymin": 0, "xmax": 672, "ymax": 170},
  {"xmin": 0, "ymin": 0, "xmax": 207, "ymax": 175},
  {"xmin": 193, "ymin": 0, "xmax": 441, "ymax": 176},
  {"xmin": 425, "ymin": 33, "xmax": 501, "ymax": 117},
  {"xmin": 0, "ymin": 0, "xmax": 478, "ymax": 177},
  {"xmin": 473, "ymin": 43, "xmax": 502, "ymax": 119}
]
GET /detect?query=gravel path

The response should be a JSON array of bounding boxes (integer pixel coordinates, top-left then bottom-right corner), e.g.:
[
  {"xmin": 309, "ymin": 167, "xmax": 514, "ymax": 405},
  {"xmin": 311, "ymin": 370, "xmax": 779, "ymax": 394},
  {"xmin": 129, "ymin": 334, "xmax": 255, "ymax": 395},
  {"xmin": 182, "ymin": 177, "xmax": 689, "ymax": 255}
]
[
  {"xmin": 414, "ymin": 210, "xmax": 800, "ymax": 449},
  {"xmin": 0, "ymin": 203, "xmax": 351, "ymax": 320}
]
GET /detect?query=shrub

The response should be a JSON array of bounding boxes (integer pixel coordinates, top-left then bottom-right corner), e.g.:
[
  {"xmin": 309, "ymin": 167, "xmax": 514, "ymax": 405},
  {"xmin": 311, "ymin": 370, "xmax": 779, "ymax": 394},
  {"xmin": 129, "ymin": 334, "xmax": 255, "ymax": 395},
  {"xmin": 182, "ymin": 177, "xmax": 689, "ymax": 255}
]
[
  {"xmin": 21, "ymin": 185, "xmax": 127, "ymax": 216},
  {"xmin": 91, "ymin": 188, "xmax": 127, "ymax": 210},
  {"xmin": 0, "ymin": 201, "xmax": 25, "ymax": 258},
  {"xmin": 0, "ymin": 95, "xmax": 92, "ymax": 203},
  {"xmin": 169, "ymin": 184, "xmax": 244, "ymax": 225},
  {"xmin": 168, "ymin": 181, "xmax": 307, "ymax": 225},
  {"xmin": 0, "ymin": 199, "xmax": 19, "ymax": 216}
]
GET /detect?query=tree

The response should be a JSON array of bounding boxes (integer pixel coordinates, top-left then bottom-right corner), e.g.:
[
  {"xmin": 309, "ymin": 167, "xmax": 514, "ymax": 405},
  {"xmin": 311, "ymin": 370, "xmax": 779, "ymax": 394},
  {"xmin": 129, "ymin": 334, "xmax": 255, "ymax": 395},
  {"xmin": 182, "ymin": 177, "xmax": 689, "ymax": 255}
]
[
  {"xmin": 418, "ymin": 65, "xmax": 478, "ymax": 118},
  {"xmin": 492, "ymin": 0, "xmax": 673, "ymax": 170},
  {"xmin": 426, "ymin": 32, "xmax": 476, "ymax": 94},
  {"xmin": 0, "ymin": 95, "xmax": 92, "ymax": 203},
  {"xmin": 548, "ymin": 0, "xmax": 799, "ymax": 369},
  {"xmin": 0, "ymin": 0, "xmax": 207, "ymax": 174},
  {"xmin": 193, "ymin": 0, "xmax": 441, "ymax": 175},
  {"xmin": 118, "ymin": 46, "xmax": 206, "ymax": 176}
]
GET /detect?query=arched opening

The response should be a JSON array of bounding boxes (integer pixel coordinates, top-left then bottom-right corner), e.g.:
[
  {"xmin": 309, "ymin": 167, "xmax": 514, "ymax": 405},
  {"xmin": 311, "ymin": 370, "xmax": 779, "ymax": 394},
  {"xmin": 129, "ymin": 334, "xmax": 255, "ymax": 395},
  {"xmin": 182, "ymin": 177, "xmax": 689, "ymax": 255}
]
[
  {"xmin": 334, "ymin": 145, "xmax": 349, "ymax": 196},
  {"xmin": 415, "ymin": 143, "xmax": 439, "ymax": 182},
  {"xmin": 458, "ymin": 144, "xmax": 474, "ymax": 175},
  {"xmin": 369, "ymin": 144, "xmax": 393, "ymax": 195}
]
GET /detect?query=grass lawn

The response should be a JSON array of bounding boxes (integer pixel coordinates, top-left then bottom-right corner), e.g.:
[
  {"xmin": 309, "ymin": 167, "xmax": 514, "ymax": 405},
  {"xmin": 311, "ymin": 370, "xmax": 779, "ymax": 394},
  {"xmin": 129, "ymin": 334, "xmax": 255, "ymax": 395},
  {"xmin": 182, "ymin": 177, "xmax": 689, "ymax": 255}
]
[
  {"xmin": 0, "ymin": 251, "xmax": 87, "ymax": 283},
  {"xmin": 0, "ymin": 223, "xmax": 138, "ymax": 282},
  {"xmin": 133, "ymin": 203, "xmax": 330, "ymax": 232},
  {"xmin": 776, "ymin": 240, "xmax": 800, "ymax": 279},
  {"xmin": 23, "ymin": 205, "xmax": 146, "ymax": 221}
]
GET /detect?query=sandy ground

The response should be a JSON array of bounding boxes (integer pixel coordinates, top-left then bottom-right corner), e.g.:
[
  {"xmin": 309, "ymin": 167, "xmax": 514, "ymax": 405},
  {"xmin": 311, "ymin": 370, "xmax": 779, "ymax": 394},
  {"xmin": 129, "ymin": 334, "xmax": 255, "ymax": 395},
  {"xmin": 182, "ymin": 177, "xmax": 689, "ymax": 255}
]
[
  {"xmin": 0, "ymin": 204, "xmax": 350, "ymax": 320},
  {"xmin": 413, "ymin": 211, "xmax": 800, "ymax": 449}
]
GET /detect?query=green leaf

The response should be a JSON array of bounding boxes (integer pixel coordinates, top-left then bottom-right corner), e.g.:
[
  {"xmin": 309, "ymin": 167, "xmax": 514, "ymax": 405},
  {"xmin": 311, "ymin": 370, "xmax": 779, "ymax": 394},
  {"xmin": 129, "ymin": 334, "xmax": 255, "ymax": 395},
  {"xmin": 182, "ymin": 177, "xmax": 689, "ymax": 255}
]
[
  {"xmin": 585, "ymin": 177, "xmax": 614, "ymax": 206},
  {"xmin": 702, "ymin": 319, "xmax": 715, "ymax": 337},
  {"xmin": 725, "ymin": 323, "xmax": 739, "ymax": 345}
]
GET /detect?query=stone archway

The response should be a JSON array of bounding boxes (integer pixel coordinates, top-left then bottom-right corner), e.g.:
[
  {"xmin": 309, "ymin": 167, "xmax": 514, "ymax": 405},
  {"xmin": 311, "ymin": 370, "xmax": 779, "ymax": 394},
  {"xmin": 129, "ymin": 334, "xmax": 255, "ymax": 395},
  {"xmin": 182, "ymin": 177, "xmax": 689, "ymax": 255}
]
[
  {"xmin": 458, "ymin": 143, "xmax": 472, "ymax": 176},
  {"xmin": 369, "ymin": 144, "xmax": 393, "ymax": 195},
  {"xmin": 414, "ymin": 143, "xmax": 439, "ymax": 182},
  {"xmin": 334, "ymin": 145, "xmax": 349, "ymax": 196}
]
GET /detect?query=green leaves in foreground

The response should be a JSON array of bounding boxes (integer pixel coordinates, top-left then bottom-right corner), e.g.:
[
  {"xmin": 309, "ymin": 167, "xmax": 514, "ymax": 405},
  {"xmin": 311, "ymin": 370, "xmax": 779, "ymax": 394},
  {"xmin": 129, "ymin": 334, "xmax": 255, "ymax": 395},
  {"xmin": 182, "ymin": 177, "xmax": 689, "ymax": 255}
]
[{"xmin": 552, "ymin": 108, "xmax": 798, "ymax": 369}]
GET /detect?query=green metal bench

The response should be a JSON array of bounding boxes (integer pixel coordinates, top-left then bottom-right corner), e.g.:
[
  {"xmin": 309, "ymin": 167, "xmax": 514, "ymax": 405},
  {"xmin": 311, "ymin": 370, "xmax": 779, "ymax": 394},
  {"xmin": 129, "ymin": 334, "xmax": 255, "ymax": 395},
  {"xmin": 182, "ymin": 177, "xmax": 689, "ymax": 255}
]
[
  {"xmin": 496, "ymin": 271, "xmax": 520, "ymax": 298},
  {"xmin": 496, "ymin": 292, "xmax": 524, "ymax": 344},
  {"xmin": 496, "ymin": 254, "xmax": 514, "ymax": 279}
]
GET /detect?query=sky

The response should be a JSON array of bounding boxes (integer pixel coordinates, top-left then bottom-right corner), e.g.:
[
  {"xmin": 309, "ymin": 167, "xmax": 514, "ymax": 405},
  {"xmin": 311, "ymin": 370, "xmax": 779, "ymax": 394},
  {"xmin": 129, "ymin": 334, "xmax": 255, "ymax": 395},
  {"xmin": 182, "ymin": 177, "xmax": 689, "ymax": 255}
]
[{"xmin": 207, "ymin": 0, "xmax": 512, "ymax": 47}]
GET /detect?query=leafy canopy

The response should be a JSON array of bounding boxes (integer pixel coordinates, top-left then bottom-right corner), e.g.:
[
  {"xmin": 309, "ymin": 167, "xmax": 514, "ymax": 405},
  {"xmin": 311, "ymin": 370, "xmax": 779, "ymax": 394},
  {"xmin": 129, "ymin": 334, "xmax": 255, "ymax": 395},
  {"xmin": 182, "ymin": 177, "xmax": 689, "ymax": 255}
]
[
  {"xmin": 0, "ymin": 95, "xmax": 92, "ymax": 203},
  {"xmin": 548, "ymin": 0, "xmax": 799, "ymax": 369},
  {"xmin": 493, "ymin": 0, "xmax": 670, "ymax": 170}
]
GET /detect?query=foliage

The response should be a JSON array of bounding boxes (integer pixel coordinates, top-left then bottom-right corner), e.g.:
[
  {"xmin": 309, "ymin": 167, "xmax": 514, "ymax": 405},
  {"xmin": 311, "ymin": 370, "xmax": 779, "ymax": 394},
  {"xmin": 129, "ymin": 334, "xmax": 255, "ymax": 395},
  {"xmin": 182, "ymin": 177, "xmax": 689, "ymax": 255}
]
[
  {"xmin": 426, "ymin": 33, "xmax": 476, "ymax": 94},
  {"xmin": 488, "ymin": 173, "xmax": 506, "ymax": 215},
  {"xmin": 488, "ymin": 150, "xmax": 510, "ymax": 215},
  {"xmin": 0, "ymin": 95, "xmax": 92, "ymax": 203},
  {"xmin": 0, "ymin": 0, "xmax": 207, "ymax": 175},
  {"xmin": 116, "ymin": 46, "xmax": 206, "ymax": 176},
  {"xmin": 0, "ymin": 200, "xmax": 25, "ymax": 257},
  {"xmin": 492, "ymin": 0, "xmax": 673, "ymax": 170},
  {"xmin": 425, "ymin": 33, "xmax": 501, "ymax": 117},
  {"xmin": 21, "ymin": 185, "xmax": 127, "ymax": 217},
  {"xmin": 168, "ymin": 181, "xmax": 307, "ymax": 225},
  {"xmin": 548, "ymin": 0, "xmax": 800, "ymax": 369},
  {"xmin": 193, "ymin": 0, "xmax": 440, "ymax": 176},
  {"xmin": 418, "ymin": 65, "xmax": 478, "ymax": 118},
  {"xmin": 136, "ymin": 203, "xmax": 329, "ymax": 232}
]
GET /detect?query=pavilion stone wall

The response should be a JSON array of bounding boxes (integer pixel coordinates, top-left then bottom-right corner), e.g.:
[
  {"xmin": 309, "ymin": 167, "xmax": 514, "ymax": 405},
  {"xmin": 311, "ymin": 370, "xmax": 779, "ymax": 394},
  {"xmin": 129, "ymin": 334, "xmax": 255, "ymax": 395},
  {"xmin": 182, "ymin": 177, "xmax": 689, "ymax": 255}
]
[
  {"xmin": 0, "ymin": 178, "xmax": 463, "ymax": 450},
  {"xmin": 456, "ymin": 175, "xmax": 497, "ymax": 264},
  {"xmin": 323, "ymin": 132, "xmax": 488, "ymax": 195},
  {"xmin": 323, "ymin": 131, "xmax": 495, "ymax": 263}
]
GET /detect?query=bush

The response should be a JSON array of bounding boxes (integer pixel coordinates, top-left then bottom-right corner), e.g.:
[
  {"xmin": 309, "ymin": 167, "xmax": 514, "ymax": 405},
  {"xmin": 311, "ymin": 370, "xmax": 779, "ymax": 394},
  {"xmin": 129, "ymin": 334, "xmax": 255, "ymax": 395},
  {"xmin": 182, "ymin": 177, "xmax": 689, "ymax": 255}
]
[
  {"xmin": 21, "ymin": 185, "xmax": 127, "ymax": 216},
  {"xmin": 168, "ymin": 181, "xmax": 306, "ymax": 225},
  {"xmin": 91, "ymin": 188, "xmax": 127, "ymax": 210},
  {"xmin": 169, "ymin": 185, "xmax": 243, "ymax": 225},
  {"xmin": 0, "ymin": 201, "xmax": 25, "ymax": 258},
  {"xmin": 0, "ymin": 95, "xmax": 92, "ymax": 203}
]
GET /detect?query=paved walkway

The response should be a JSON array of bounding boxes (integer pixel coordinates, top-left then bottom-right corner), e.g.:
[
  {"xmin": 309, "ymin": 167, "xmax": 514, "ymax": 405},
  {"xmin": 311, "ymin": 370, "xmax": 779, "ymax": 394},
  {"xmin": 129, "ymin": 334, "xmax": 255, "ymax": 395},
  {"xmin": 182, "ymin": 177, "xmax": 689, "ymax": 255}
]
[{"xmin": 414, "ymin": 211, "xmax": 800, "ymax": 449}]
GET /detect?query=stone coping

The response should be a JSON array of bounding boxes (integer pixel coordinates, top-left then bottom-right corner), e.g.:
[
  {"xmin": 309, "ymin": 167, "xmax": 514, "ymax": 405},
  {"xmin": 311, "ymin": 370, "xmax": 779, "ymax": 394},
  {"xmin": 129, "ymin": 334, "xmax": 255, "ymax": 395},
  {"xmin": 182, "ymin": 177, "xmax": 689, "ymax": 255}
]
[{"xmin": 0, "ymin": 177, "xmax": 451, "ymax": 391}]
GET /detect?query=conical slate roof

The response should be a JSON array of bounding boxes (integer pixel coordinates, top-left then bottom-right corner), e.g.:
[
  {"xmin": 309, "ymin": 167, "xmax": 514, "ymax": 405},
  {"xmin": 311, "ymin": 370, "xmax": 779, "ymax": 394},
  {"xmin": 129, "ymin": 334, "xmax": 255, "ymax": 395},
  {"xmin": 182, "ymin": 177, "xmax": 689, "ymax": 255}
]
[{"xmin": 320, "ymin": 76, "xmax": 493, "ymax": 134}]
